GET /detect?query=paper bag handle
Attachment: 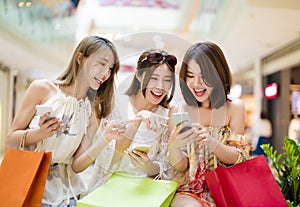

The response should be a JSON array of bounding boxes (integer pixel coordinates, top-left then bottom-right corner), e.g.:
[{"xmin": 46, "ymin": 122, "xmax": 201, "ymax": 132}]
[{"xmin": 19, "ymin": 130, "xmax": 29, "ymax": 150}]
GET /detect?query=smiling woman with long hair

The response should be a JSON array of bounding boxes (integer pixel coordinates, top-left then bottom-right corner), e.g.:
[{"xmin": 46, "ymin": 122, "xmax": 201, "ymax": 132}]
[
  {"xmin": 6, "ymin": 35, "xmax": 124, "ymax": 206},
  {"xmin": 168, "ymin": 41, "xmax": 250, "ymax": 207},
  {"xmin": 88, "ymin": 49, "xmax": 178, "ymax": 192}
]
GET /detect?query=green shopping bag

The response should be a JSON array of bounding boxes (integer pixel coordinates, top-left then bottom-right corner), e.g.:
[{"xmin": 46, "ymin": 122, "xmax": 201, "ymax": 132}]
[{"xmin": 78, "ymin": 172, "xmax": 178, "ymax": 207}]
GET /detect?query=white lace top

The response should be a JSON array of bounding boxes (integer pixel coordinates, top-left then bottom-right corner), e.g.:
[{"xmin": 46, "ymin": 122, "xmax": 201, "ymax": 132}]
[
  {"xmin": 87, "ymin": 94, "xmax": 174, "ymax": 193},
  {"xmin": 28, "ymin": 85, "xmax": 91, "ymax": 205}
]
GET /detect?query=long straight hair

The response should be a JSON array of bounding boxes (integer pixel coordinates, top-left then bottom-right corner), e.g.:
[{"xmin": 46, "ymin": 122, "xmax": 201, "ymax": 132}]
[
  {"xmin": 180, "ymin": 41, "xmax": 232, "ymax": 109},
  {"xmin": 56, "ymin": 36, "xmax": 120, "ymax": 119}
]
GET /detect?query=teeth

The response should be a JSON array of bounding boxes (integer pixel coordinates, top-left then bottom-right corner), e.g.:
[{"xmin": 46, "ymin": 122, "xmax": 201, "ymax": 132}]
[
  {"xmin": 152, "ymin": 91, "xmax": 162, "ymax": 96},
  {"xmin": 194, "ymin": 89, "xmax": 204, "ymax": 93},
  {"xmin": 96, "ymin": 77, "xmax": 103, "ymax": 85}
]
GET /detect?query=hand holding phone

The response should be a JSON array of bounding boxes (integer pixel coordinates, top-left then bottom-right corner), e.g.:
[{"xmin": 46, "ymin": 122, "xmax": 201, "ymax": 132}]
[
  {"xmin": 172, "ymin": 112, "xmax": 192, "ymax": 133},
  {"xmin": 36, "ymin": 105, "xmax": 56, "ymax": 120}
]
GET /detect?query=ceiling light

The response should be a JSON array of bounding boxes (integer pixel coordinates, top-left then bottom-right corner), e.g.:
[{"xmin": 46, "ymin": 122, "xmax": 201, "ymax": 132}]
[
  {"xmin": 25, "ymin": 1, "xmax": 31, "ymax": 7},
  {"xmin": 265, "ymin": 83, "xmax": 279, "ymax": 100},
  {"xmin": 18, "ymin": 1, "xmax": 24, "ymax": 7}
]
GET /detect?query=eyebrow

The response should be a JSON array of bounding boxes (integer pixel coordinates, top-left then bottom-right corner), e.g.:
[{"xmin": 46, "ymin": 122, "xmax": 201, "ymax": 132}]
[
  {"xmin": 98, "ymin": 57, "xmax": 109, "ymax": 63},
  {"xmin": 187, "ymin": 68, "xmax": 201, "ymax": 75},
  {"xmin": 151, "ymin": 73, "xmax": 172, "ymax": 78}
]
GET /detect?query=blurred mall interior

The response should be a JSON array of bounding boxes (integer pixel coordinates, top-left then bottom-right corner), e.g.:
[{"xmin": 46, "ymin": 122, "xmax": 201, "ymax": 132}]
[{"xmin": 0, "ymin": 0, "xmax": 300, "ymax": 157}]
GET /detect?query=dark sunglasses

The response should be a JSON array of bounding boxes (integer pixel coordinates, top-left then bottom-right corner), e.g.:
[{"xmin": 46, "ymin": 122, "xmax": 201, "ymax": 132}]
[{"xmin": 142, "ymin": 52, "xmax": 177, "ymax": 68}]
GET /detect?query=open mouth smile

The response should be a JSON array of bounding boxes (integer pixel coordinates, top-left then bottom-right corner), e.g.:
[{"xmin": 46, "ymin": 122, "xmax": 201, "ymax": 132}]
[
  {"xmin": 151, "ymin": 90, "xmax": 163, "ymax": 99},
  {"xmin": 194, "ymin": 88, "xmax": 206, "ymax": 97},
  {"xmin": 95, "ymin": 77, "xmax": 104, "ymax": 86}
]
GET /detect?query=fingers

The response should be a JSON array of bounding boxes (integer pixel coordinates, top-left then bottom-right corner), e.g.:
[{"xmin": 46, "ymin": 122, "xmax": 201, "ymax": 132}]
[
  {"xmin": 176, "ymin": 122, "xmax": 193, "ymax": 134},
  {"xmin": 39, "ymin": 112, "xmax": 57, "ymax": 124},
  {"xmin": 144, "ymin": 119, "xmax": 152, "ymax": 130},
  {"xmin": 127, "ymin": 150, "xmax": 149, "ymax": 166},
  {"xmin": 192, "ymin": 122, "xmax": 204, "ymax": 129},
  {"xmin": 169, "ymin": 124, "xmax": 197, "ymax": 149},
  {"xmin": 107, "ymin": 122, "xmax": 127, "ymax": 134},
  {"xmin": 148, "ymin": 115, "xmax": 168, "ymax": 131},
  {"xmin": 149, "ymin": 115, "xmax": 161, "ymax": 131},
  {"xmin": 48, "ymin": 118, "xmax": 64, "ymax": 132},
  {"xmin": 155, "ymin": 114, "xmax": 169, "ymax": 121},
  {"xmin": 111, "ymin": 125, "xmax": 126, "ymax": 134},
  {"xmin": 131, "ymin": 150, "xmax": 147, "ymax": 157},
  {"xmin": 124, "ymin": 117, "xmax": 142, "ymax": 123},
  {"xmin": 38, "ymin": 115, "xmax": 63, "ymax": 133},
  {"xmin": 179, "ymin": 130, "xmax": 196, "ymax": 145},
  {"xmin": 137, "ymin": 110, "xmax": 169, "ymax": 120},
  {"xmin": 195, "ymin": 127, "xmax": 209, "ymax": 143},
  {"xmin": 136, "ymin": 110, "xmax": 151, "ymax": 119}
]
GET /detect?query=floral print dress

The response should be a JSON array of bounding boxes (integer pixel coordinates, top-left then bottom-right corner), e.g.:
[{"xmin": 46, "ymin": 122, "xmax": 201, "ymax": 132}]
[{"xmin": 174, "ymin": 126, "xmax": 250, "ymax": 207}]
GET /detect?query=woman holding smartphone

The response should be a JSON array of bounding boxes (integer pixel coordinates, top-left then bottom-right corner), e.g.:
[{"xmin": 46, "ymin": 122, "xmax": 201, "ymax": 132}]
[
  {"xmin": 6, "ymin": 36, "xmax": 124, "ymax": 206},
  {"xmin": 88, "ymin": 49, "xmax": 177, "ymax": 191},
  {"xmin": 168, "ymin": 42, "xmax": 250, "ymax": 207}
]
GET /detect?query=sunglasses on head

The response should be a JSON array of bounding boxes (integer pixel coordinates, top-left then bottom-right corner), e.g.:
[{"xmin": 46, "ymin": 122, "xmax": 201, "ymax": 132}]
[{"xmin": 142, "ymin": 52, "xmax": 177, "ymax": 68}]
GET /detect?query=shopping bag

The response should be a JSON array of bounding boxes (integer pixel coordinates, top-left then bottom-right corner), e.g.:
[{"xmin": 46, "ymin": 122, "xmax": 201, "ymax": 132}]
[
  {"xmin": 0, "ymin": 148, "xmax": 51, "ymax": 207},
  {"xmin": 77, "ymin": 172, "xmax": 178, "ymax": 207},
  {"xmin": 205, "ymin": 155, "xmax": 288, "ymax": 207}
]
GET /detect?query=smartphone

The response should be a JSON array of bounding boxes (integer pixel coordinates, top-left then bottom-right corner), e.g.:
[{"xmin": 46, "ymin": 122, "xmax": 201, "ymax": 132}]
[
  {"xmin": 172, "ymin": 112, "xmax": 192, "ymax": 133},
  {"xmin": 133, "ymin": 145, "xmax": 151, "ymax": 153},
  {"xmin": 36, "ymin": 105, "xmax": 56, "ymax": 120}
]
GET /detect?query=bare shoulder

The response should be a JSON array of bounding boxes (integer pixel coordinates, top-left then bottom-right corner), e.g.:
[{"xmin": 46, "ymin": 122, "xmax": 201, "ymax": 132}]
[
  {"xmin": 26, "ymin": 79, "xmax": 57, "ymax": 102},
  {"xmin": 29, "ymin": 79, "xmax": 55, "ymax": 90},
  {"xmin": 227, "ymin": 99, "xmax": 246, "ymax": 134},
  {"xmin": 228, "ymin": 98, "xmax": 245, "ymax": 111}
]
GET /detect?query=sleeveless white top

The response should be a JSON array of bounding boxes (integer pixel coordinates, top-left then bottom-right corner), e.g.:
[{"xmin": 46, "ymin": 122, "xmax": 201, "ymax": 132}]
[{"xmin": 28, "ymin": 85, "xmax": 91, "ymax": 205}]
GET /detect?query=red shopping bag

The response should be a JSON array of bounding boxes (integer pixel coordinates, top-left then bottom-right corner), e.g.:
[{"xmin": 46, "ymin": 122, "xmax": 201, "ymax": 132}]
[
  {"xmin": 205, "ymin": 155, "xmax": 288, "ymax": 207},
  {"xmin": 0, "ymin": 148, "xmax": 51, "ymax": 207}
]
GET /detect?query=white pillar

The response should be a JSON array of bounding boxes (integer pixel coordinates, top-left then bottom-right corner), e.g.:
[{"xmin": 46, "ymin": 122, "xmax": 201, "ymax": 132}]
[{"xmin": 252, "ymin": 58, "xmax": 262, "ymax": 148}]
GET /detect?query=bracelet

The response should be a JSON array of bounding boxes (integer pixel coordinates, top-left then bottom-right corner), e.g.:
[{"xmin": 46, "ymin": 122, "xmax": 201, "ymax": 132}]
[{"xmin": 233, "ymin": 151, "xmax": 243, "ymax": 165}]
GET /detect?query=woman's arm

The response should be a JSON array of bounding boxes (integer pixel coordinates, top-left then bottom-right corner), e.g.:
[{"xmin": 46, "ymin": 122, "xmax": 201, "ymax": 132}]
[
  {"xmin": 72, "ymin": 111, "xmax": 129, "ymax": 173},
  {"xmin": 112, "ymin": 109, "xmax": 170, "ymax": 166},
  {"xmin": 7, "ymin": 79, "xmax": 60, "ymax": 147},
  {"xmin": 168, "ymin": 121, "xmax": 197, "ymax": 172},
  {"xmin": 110, "ymin": 118, "xmax": 142, "ymax": 165},
  {"xmin": 210, "ymin": 99, "xmax": 249, "ymax": 165},
  {"xmin": 168, "ymin": 141, "xmax": 189, "ymax": 172},
  {"xmin": 211, "ymin": 141, "xmax": 242, "ymax": 165},
  {"xmin": 72, "ymin": 110, "xmax": 100, "ymax": 173}
]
